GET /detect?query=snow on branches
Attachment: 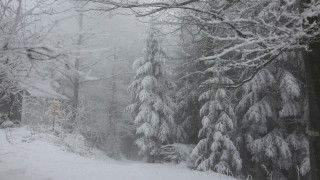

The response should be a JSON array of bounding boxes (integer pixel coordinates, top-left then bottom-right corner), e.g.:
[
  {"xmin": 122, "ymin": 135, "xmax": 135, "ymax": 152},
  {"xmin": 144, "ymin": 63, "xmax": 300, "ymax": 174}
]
[
  {"xmin": 190, "ymin": 69, "xmax": 242, "ymax": 176},
  {"xmin": 236, "ymin": 63, "xmax": 310, "ymax": 179},
  {"xmin": 93, "ymin": 0, "xmax": 320, "ymax": 87},
  {"xmin": 0, "ymin": 0, "xmax": 60, "ymax": 101},
  {"xmin": 127, "ymin": 26, "xmax": 176, "ymax": 157}
]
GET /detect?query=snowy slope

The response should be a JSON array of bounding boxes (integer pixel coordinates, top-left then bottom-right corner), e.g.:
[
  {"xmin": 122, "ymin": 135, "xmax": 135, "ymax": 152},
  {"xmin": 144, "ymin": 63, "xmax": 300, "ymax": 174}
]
[{"xmin": 0, "ymin": 127, "xmax": 237, "ymax": 180}]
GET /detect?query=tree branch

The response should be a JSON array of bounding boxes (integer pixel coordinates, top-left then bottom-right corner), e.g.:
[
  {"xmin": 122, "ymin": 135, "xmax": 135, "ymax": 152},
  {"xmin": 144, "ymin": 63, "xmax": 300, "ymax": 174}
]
[
  {"xmin": 79, "ymin": 72, "xmax": 135, "ymax": 84},
  {"xmin": 200, "ymin": 49, "xmax": 285, "ymax": 89}
]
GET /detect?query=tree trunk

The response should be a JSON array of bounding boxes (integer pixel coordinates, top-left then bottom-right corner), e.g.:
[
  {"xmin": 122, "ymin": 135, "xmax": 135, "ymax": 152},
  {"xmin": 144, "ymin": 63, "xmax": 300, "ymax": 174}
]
[
  {"xmin": 71, "ymin": 11, "xmax": 84, "ymax": 126},
  {"xmin": 304, "ymin": 42, "xmax": 320, "ymax": 180},
  {"xmin": 72, "ymin": 66, "xmax": 79, "ymax": 125},
  {"xmin": 106, "ymin": 54, "xmax": 120, "ymax": 159},
  {"xmin": 107, "ymin": 56, "xmax": 116, "ymax": 129}
]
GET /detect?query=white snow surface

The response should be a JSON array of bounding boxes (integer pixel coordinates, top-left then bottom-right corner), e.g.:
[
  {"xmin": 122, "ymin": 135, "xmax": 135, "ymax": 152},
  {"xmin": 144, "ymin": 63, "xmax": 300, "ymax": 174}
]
[{"xmin": 0, "ymin": 127, "xmax": 237, "ymax": 180}]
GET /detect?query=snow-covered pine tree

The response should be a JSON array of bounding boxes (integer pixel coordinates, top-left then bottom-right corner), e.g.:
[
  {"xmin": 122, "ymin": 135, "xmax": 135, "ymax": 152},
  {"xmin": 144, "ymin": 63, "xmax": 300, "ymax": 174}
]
[
  {"xmin": 236, "ymin": 60, "xmax": 310, "ymax": 179},
  {"xmin": 278, "ymin": 55, "xmax": 310, "ymax": 180},
  {"xmin": 127, "ymin": 26, "xmax": 176, "ymax": 160},
  {"xmin": 236, "ymin": 67, "xmax": 291, "ymax": 179},
  {"xmin": 190, "ymin": 67, "xmax": 242, "ymax": 176}
]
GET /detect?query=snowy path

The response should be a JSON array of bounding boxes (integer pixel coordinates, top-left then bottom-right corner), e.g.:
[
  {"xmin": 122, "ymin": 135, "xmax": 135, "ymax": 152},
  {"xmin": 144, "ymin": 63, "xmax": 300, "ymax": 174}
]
[{"xmin": 0, "ymin": 127, "xmax": 236, "ymax": 180}]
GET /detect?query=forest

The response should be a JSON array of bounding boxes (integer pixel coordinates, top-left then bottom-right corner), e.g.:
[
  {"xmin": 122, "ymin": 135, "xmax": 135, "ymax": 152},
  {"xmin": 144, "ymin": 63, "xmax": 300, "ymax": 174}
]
[{"xmin": 1, "ymin": 0, "xmax": 320, "ymax": 180}]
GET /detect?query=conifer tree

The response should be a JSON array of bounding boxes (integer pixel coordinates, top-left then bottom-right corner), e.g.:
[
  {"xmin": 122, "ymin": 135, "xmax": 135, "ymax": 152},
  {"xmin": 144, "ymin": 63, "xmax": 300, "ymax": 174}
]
[
  {"xmin": 127, "ymin": 26, "xmax": 176, "ymax": 160},
  {"xmin": 236, "ymin": 62, "xmax": 310, "ymax": 179},
  {"xmin": 190, "ymin": 67, "xmax": 242, "ymax": 176}
]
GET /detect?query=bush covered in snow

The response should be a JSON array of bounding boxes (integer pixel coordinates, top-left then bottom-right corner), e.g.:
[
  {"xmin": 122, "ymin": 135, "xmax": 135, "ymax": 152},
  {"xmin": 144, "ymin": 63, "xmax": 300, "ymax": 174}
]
[
  {"xmin": 1, "ymin": 120, "xmax": 14, "ymax": 128},
  {"xmin": 22, "ymin": 127, "xmax": 95, "ymax": 158},
  {"xmin": 62, "ymin": 133, "xmax": 93, "ymax": 156},
  {"xmin": 158, "ymin": 143, "xmax": 195, "ymax": 163}
]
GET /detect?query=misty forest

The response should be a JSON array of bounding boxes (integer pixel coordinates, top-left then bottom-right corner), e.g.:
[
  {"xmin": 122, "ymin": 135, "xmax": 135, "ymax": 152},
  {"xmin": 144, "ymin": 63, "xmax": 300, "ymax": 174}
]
[{"xmin": 1, "ymin": 0, "xmax": 320, "ymax": 180}]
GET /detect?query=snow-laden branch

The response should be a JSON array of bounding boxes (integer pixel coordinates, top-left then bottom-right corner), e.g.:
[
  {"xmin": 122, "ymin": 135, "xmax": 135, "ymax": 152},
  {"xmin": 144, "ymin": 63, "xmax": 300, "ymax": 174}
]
[
  {"xmin": 200, "ymin": 48, "xmax": 285, "ymax": 89},
  {"xmin": 79, "ymin": 72, "xmax": 135, "ymax": 84},
  {"xmin": 2, "ymin": 0, "xmax": 22, "ymax": 50},
  {"xmin": 80, "ymin": 54, "xmax": 114, "ymax": 71},
  {"xmin": 0, "ymin": 0, "xmax": 65, "ymax": 101},
  {"xmin": 80, "ymin": 0, "xmax": 320, "ymax": 69}
]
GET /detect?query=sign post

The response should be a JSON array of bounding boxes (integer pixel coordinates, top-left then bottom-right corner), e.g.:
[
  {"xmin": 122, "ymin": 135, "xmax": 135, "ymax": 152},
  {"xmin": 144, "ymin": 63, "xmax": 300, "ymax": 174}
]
[{"xmin": 49, "ymin": 101, "xmax": 61, "ymax": 132}]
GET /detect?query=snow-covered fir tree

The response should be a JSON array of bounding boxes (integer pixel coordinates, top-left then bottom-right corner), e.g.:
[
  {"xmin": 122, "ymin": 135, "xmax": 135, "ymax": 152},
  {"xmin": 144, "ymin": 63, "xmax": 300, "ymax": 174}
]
[
  {"xmin": 279, "ymin": 56, "xmax": 310, "ymax": 180},
  {"xmin": 236, "ymin": 57, "xmax": 310, "ymax": 179},
  {"xmin": 190, "ymin": 67, "xmax": 242, "ymax": 176},
  {"xmin": 127, "ymin": 25, "xmax": 176, "ymax": 160}
]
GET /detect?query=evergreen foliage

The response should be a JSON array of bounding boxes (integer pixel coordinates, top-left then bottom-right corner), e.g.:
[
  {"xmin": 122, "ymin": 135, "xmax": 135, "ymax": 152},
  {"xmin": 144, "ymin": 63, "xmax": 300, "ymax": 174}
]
[
  {"xmin": 127, "ymin": 26, "xmax": 176, "ymax": 157},
  {"xmin": 189, "ymin": 68, "xmax": 242, "ymax": 176},
  {"xmin": 236, "ymin": 63, "xmax": 309, "ymax": 179}
]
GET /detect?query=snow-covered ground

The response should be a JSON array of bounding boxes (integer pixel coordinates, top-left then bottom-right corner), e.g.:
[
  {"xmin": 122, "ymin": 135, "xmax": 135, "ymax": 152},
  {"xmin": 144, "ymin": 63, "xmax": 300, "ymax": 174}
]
[{"xmin": 0, "ymin": 127, "xmax": 237, "ymax": 180}]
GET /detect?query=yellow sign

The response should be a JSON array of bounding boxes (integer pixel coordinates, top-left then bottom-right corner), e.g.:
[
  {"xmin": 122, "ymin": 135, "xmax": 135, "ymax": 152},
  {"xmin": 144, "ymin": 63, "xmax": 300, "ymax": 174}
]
[
  {"xmin": 51, "ymin": 111, "xmax": 59, "ymax": 116},
  {"xmin": 49, "ymin": 101, "xmax": 61, "ymax": 110}
]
